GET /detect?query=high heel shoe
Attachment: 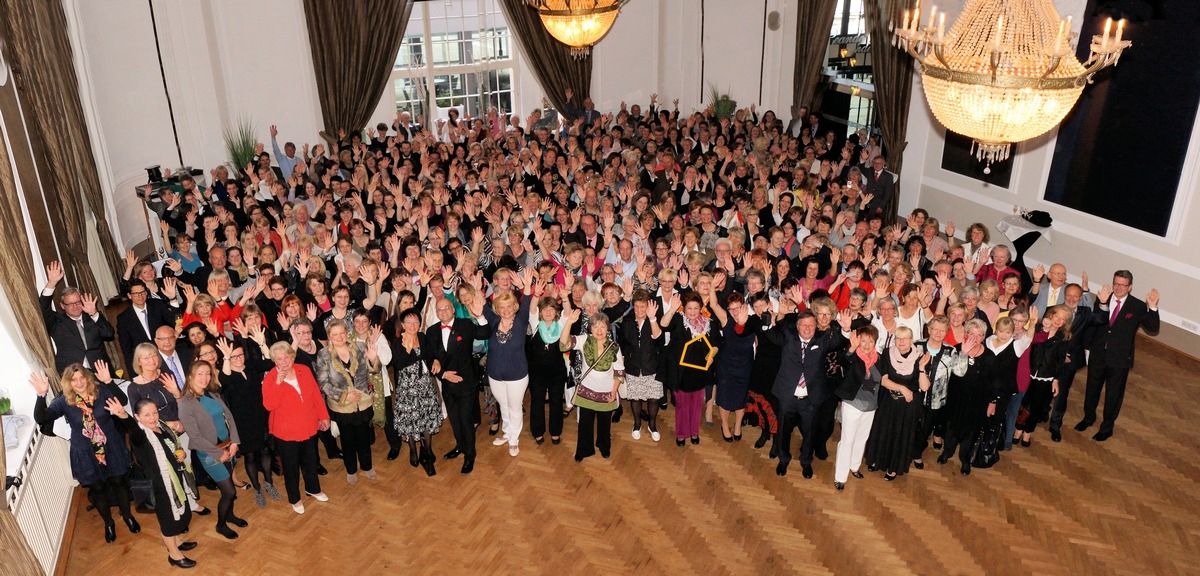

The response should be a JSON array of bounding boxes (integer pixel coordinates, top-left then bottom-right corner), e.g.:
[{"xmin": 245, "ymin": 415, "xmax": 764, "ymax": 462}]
[
  {"xmin": 167, "ymin": 555, "xmax": 197, "ymax": 569},
  {"xmin": 690, "ymin": 436, "xmax": 700, "ymax": 445},
  {"xmin": 676, "ymin": 438, "xmax": 686, "ymax": 447},
  {"xmin": 884, "ymin": 473, "xmax": 897, "ymax": 482},
  {"xmin": 488, "ymin": 424, "xmax": 500, "ymax": 436},
  {"xmin": 421, "ymin": 447, "xmax": 437, "ymax": 477},
  {"xmin": 409, "ymin": 447, "xmax": 420, "ymax": 468},
  {"xmin": 932, "ymin": 439, "xmax": 943, "ymax": 450},
  {"xmin": 912, "ymin": 460, "xmax": 925, "ymax": 470},
  {"xmin": 733, "ymin": 432, "xmax": 742, "ymax": 441},
  {"xmin": 193, "ymin": 507, "xmax": 211, "ymax": 516},
  {"xmin": 722, "ymin": 432, "xmax": 733, "ymax": 443}
]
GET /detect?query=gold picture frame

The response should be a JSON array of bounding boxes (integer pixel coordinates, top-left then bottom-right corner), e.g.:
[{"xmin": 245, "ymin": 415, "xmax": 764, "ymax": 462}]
[{"xmin": 679, "ymin": 334, "xmax": 715, "ymax": 370}]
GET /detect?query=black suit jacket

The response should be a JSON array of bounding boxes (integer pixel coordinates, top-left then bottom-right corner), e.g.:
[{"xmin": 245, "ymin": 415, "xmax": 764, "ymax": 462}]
[
  {"xmin": 117, "ymin": 300, "xmax": 179, "ymax": 369},
  {"xmin": 41, "ymin": 294, "xmax": 114, "ymax": 373},
  {"xmin": 765, "ymin": 321, "xmax": 848, "ymax": 406},
  {"xmin": 423, "ymin": 318, "xmax": 492, "ymax": 389},
  {"xmin": 864, "ymin": 169, "xmax": 896, "ymax": 216},
  {"xmin": 1088, "ymin": 295, "xmax": 1159, "ymax": 369}
]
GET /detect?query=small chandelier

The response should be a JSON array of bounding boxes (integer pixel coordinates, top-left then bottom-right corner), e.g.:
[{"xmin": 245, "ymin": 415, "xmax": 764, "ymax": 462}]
[
  {"xmin": 893, "ymin": 0, "xmax": 1131, "ymax": 172},
  {"xmin": 525, "ymin": 0, "xmax": 626, "ymax": 58}
]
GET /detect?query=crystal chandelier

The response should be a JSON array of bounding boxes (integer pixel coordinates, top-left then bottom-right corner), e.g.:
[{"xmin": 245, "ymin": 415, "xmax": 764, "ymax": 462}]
[
  {"xmin": 893, "ymin": 0, "xmax": 1131, "ymax": 171},
  {"xmin": 525, "ymin": 0, "xmax": 626, "ymax": 58}
]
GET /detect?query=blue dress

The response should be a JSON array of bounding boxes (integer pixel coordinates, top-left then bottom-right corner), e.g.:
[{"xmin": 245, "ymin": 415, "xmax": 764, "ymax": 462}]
[
  {"xmin": 35, "ymin": 387, "xmax": 132, "ymax": 486},
  {"xmin": 196, "ymin": 396, "xmax": 232, "ymax": 483},
  {"xmin": 715, "ymin": 316, "xmax": 762, "ymax": 411}
]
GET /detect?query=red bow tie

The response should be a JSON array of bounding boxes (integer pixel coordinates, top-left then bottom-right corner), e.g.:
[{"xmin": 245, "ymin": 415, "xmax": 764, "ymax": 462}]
[{"xmin": 442, "ymin": 325, "xmax": 453, "ymax": 330}]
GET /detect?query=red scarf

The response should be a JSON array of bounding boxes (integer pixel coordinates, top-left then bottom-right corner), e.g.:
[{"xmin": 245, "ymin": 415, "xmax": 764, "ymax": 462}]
[{"xmin": 856, "ymin": 347, "xmax": 878, "ymax": 371}]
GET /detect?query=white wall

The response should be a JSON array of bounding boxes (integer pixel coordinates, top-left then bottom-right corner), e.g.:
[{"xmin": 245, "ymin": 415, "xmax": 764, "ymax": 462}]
[{"xmin": 901, "ymin": 0, "xmax": 1200, "ymax": 354}]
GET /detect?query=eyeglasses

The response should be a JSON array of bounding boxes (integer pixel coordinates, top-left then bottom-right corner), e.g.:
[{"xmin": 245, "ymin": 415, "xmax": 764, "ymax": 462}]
[
  {"xmin": 62, "ymin": 300, "xmax": 83, "ymax": 306},
  {"xmin": 229, "ymin": 353, "xmax": 245, "ymax": 360},
  {"xmin": 1112, "ymin": 282, "xmax": 1131, "ymax": 288},
  {"xmin": 129, "ymin": 290, "xmax": 147, "ymax": 296}
]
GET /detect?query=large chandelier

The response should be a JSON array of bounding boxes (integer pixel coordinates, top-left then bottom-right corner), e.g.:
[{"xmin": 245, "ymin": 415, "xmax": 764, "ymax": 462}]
[
  {"xmin": 894, "ymin": 0, "xmax": 1131, "ymax": 171},
  {"xmin": 525, "ymin": 0, "xmax": 626, "ymax": 58}
]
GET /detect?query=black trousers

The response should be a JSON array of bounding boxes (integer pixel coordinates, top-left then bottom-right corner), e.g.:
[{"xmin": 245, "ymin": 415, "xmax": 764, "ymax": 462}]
[
  {"xmin": 812, "ymin": 396, "xmax": 839, "ymax": 456},
  {"xmin": 383, "ymin": 396, "xmax": 403, "ymax": 449},
  {"xmin": 87, "ymin": 475, "xmax": 132, "ymax": 525},
  {"xmin": 332, "ymin": 411, "xmax": 374, "ymax": 475},
  {"xmin": 1048, "ymin": 364, "xmax": 1081, "ymax": 433},
  {"xmin": 774, "ymin": 395, "xmax": 816, "ymax": 467},
  {"xmin": 317, "ymin": 428, "xmax": 340, "ymax": 458},
  {"xmin": 277, "ymin": 435, "xmax": 321, "ymax": 504},
  {"xmin": 443, "ymin": 382, "xmax": 477, "ymax": 459},
  {"xmin": 576, "ymin": 407, "xmax": 612, "ymax": 460},
  {"xmin": 528, "ymin": 370, "xmax": 566, "ymax": 439},
  {"xmin": 1083, "ymin": 362, "xmax": 1130, "ymax": 435},
  {"xmin": 941, "ymin": 426, "xmax": 980, "ymax": 468},
  {"xmin": 912, "ymin": 405, "xmax": 946, "ymax": 460}
]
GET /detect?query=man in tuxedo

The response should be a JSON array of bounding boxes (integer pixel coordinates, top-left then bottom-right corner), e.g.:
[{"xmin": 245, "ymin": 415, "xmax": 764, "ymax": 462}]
[
  {"xmin": 424, "ymin": 296, "xmax": 491, "ymax": 474},
  {"xmin": 1076, "ymin": 270, "xmax": 1160, "ymax": 441},
  {"xmin": 863, "ymin": 155, "xmax": 896, "ymax": 218},
  {"xmin": 1048, "ymin": 283, "xmax": 1096, "ymax": 442},
  {"xmin": 765, "ymin": 310, "xmax": 851, "ymax": 478},
  {"xmin": 116, "ymin": 279, "xmax": 180, "ymax": 371},
  {"xmin": 40, "ymin": 261, "xmax": 114, "ymax": 372}
]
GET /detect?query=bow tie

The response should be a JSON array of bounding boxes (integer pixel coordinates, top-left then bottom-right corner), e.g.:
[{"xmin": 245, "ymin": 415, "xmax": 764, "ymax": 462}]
[{"xmin": 442, "ymin": 325, "xmax": 453, "ymax": 330}]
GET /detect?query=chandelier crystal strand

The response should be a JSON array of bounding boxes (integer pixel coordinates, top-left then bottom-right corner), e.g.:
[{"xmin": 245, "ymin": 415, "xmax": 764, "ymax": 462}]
[
  {"xmin": 893, "ymin": 0, "xmax": 1131, "ymax": 171},
  {"xmin": 526, "ymin": 0, "xmax": 626, "ymax": 58}
]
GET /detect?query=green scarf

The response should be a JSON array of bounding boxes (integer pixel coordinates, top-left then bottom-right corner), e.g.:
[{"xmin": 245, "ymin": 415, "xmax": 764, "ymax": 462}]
[
  {"xmin": 537, "ymin": 320, "xmax": 563, "ymax": 344},
  {"xmin": 583, "ymin": 336, "xmax": 617, "ymax": 372}
]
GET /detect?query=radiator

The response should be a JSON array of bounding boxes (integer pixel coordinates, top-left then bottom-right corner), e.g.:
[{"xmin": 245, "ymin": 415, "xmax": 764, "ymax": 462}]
[{"xmin": 10, "ymin": 433, "xmax": 77, "ymax": 574}]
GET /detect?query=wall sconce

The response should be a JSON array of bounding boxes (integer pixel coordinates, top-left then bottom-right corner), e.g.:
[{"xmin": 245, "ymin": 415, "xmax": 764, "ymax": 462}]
[{"xmin": 850, "ymin": 86, "xmax": 861, "ymax": 96}]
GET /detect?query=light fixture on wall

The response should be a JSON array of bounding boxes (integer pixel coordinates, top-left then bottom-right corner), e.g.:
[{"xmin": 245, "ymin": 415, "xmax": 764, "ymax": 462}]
[
  {"xmin": 893, "ymin": 0, "xmax": 1131, "ymax": 172},
  {"xmin": 526, "ymin": 0, "xmax": 626, "ymax": 58}
]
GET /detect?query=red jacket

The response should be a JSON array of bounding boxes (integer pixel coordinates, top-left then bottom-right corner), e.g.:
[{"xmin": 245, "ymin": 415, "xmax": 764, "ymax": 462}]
[{"xmin": 262, "ymin": 364, "xmax": 330, "ymax": 442}]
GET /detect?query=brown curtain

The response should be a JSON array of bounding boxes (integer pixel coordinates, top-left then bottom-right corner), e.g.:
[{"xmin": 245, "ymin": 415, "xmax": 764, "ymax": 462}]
[
  {"xmin": 304, "ymin": 0, "xmax": 414, "ymax": 136},
  {"xmin": 499, "ymin": 0, "xmax": 592, "ymax": 119},
  {"xmin": 790, "ymin": 0, "xmax": 840, "ymax": 129},
  {"xmin": 865, "ymin": 0, "xmax": 915, "ymax": 221},
  {"xmin": 0, "ymin": 0, "xmax": 124, "ymax": 289}
]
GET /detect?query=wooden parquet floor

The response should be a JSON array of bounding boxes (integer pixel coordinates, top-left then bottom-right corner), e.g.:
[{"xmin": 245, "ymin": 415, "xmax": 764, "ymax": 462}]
[{"xmin": 60, "ymin": 338, "xmax": 1200, "ymax": 576}]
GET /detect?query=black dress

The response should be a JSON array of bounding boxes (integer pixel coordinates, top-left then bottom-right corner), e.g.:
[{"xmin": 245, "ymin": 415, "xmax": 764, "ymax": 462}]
[
  {"xmin": 665, "ymin": 314, "xmax": 724, "ymax": 394},
  {"xmin": 715, "ymin": 316, "xmax": 761, "ymax": 410},
  {"xmin": 864, "ymin": 348, "xmax": 924, "ymax": 475},
  {"xmin": 945, "ymin": 349, "xmax": 998, "ymax": 438},
  {"xmin": 130, "ymin": 424, "xmax": 192, "ymax": 537},
  {"xmin": 221, "ymin": 347, "xmax": 273, "ymax": 453}
]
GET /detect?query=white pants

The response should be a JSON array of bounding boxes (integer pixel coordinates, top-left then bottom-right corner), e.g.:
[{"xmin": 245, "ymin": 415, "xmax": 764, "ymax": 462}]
[
  {"xmin": 490, "ymin": 375, "xmax": 529, "ymax": 446},
  {"xmin": 834, "ymin": 402, "xmax": 876, "ymax": 483}
]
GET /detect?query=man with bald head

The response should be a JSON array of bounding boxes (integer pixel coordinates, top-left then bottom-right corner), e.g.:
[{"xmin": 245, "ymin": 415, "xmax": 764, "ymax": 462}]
[{"xmin": 1030, "ymin": 262, "xmax": 1079, "ymax": 315}]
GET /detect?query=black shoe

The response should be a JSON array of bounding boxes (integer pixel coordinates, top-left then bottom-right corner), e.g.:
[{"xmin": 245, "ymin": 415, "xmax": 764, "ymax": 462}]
[
  {"xmin": 461, "ymin": 458, "xmax": 474, "ymax": 475},
  {"xmin": 535, "ymin": 436, "xmax": 545, "ymax": 445},
  {"xmin": 932, "ymin": 440, "xmax": 943, "ymax": 450},
  {"xmin": 551, "ymin": 437, "xmax": 561, "ymax": 445},
  {"xmin": 574, "ymin": 455, "xmax": 584, "ymax": 463},
  {"xmin": 867, "ymin": 463, "xmax": 878, "ymax": 472},
  {"xmin": 814, "ymin": 447, "xmax": 829, "ymax": 461},
  {"xmin": 1092, "ymin": 431, "xmax": 1112, "ymax": 442},
  {"xmin": 912, "ymin": 460, "xmax": 925, "ymax": 470},
  {"xmin": 776, "ymin": 463, "xmax": 788, "ymax": 476},
  {"xmin": 488, "ymin": 424, "xmax": 500, "ymax": 436},
  {"xmin": 421, "ymin": 448, "xmax": 437, "ymax": 477},
  {"xmin": 768, "ymin": 447, "xmax": 779, "ymax": 460},
  {"xmin": 123, "ymin": 515, "xmax": 141, "ymax": 534},
  {"xmin": 754, "ymin": 431, "xmax": 769, "ymax": 449},
  {"xmin": 850, "ymin": 470, "xmax": 864, "ymax": 479},
  {"xmin": 801, "ymin": 464, "xmax": 813, "ymax": 479},
  {"xmin": 104, "ymin": 524, "xmax": 117, "ymax": 543},
  {"xmin": 1020, "ymin": 438, "xmax": 1032, "ymax": 447},
  {"xmin": 690, "ymin": 436, "xmax": 700, "ymax": 445},
  {"xmin": 936, "ymin": 455, "xmax": 949, "ymax": 465},
  {"xmin": 600, "ymin": 450, "xmax": 610, "ymax": 459},
  {"xmin": 834, "ymin": 482, "xmax": 845, "ymax": 491},
  {"xmin": 733, "ymin": 433, "xmax": 742, "ymax": 442},
  {"xmin": 409, "ymin": 448, "xmax": 420, "ymax": 468},
  {"xmin": 723, "ymin": 433, "xmax": 733, "ymax": 443},
  {"xmin": 658, "ymin": 399, "xmax": 668, "ymax": 410},
  {"xmin": 1050, "ymin": 429, "xmax": 1062, "ymax": 442},
  {"xmin": 193, "ymin": 507, "xmax": 211, "ymax": 516},
  {"xmin": 215, "ymin": 524, "xmax": 239, "ymax": 540},
  {"xmin": 612, "ymin": 406, "xmax": 623, "ymax": 424},
  {"xmin": 327, "ymin": 450, "xmax": 343, "ymax": 460},
  {"xmin": 178, "ymin": 541, "xmax": 197, "ymax": 552},
  {"xmin": 387, "ymin": 448, "xmax": 401, "ymax": 461},
  {"xmin": 317, "ymin": 464, "xmax": 328, "ymax": 476},
  {"xmin": 676, "ymin": 438, "xmax": 685, "ymax": 447},
  {"xmin": 960, "ymin": 464, "xmax": 971, "ymax": 476},
  {"xmin": 227, "ymin": 515, "xmax": 248, "ymax": 528},
  {"xmin": 885, "ymin": 473, "xmax": 897, "ymax": 482},
  {"xmin": 444, "ymin": 448, "xmax": 462, "ymax": 460},
  {"xmin": 168, "ymin": 556, "xmax": 197, "ymax": 569},
  {"xmin": 1074, "ymin": 419, "xmax": 1093, "ymax": 432}
]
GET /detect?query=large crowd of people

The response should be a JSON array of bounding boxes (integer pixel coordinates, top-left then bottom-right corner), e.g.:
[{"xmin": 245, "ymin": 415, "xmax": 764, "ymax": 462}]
[{"xmin": 29, "ymin": 92, "xmax": 1161, "ymax": 569}]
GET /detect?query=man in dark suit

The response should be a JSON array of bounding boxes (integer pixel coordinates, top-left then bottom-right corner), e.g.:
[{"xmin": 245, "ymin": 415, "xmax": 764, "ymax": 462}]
[
  {"xmin": 1076, "ymin": 270, "xmax": 1160, "ymax": 441},
  {"xmin": 424, "ymin": 295, "xmax": 491, "ymax": 474},
  {"xmin": 565, "ymin": 213, "xmax": 605, "ymax": 254},
  {"xmin": 116, "ymin": 279, "xmax": 180, "ymax": 371},
  {"xmin": 40, "ymin": 261, "xmax": 114, "ymax": 373},
  {"xmin": 863, "ymin": 155, "xmax": 896, "ymax": 218},
  {"xmin": 765, "ymin": 309, "xmax": 851, "ymax": 478},
  {"xmin": 1048, "ymin": 283, "xmax": 1096, "ymax": 442}
]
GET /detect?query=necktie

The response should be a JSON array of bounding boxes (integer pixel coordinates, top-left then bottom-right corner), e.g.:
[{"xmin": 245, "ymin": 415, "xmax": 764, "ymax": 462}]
[
  {"xmin": 1109, "ymin": 299, "xmax": 1122, "ymax": 326},
  {"xmin": 138, "ymin": 308, "xmax": 151, "ymax": 338},
  {"xmin": 166, "ymin": 355, "xmax": 184, "ymax": 388},
  {"xmin": 75, "ymin": 317, "xmax": 90, "ymax": 368},
  {"xmin": 795, "ymin": 342, "xmax": 809, "ymax": 397},
  {"xmin": 1049, "ymin": 286, "xmax": 1060, "ymax": 306}
]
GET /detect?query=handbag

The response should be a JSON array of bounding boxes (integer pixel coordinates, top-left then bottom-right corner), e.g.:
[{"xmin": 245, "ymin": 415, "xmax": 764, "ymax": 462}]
[
  {"xmin": 971, "ymin": 418, "xmax": 1003, "ymax": 469},
  {"xmin": 1015, "ymin": 405, "xmax": 1031, "ymax": 427},
  {"xmin": 370, "ymin": 370, "xmax": 387, "ymax": 428}
]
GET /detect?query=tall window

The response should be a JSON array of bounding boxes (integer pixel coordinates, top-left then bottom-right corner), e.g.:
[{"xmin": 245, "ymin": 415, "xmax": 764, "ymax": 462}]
[
  {"xmin": 391, "ymin": 0, "xmax": 516, "ymax": 122},
  {"xmin": 830, "ymin": 0, "xmax": 866, "ymax": 36}
]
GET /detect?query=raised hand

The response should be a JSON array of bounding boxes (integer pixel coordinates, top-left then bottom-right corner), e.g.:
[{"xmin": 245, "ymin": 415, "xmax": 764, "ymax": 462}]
[
  {"xmin": 564, "ymin": 308, "xmax": 581, "ymax": 325},
  {"xmin": 104, "ymin": 397, "xmax": 129, "ymax": 419},
  {"xmin": 232, "ymin": 317, "xmax": 249, "ymax": 337},
  {"xmin": 216, "ymin": 337, "xmax": 234, "ymax": 359},
  {"xmin": 29, "ymin": 371, "xmax": 51, "ymax": 396},
  {"xmin": 306, "ymin": 303, "xmax": 319, "ymax": 321},
  {"xmin": 270, "ymin": 124, "xmax": 278, "ymax": 138},
  {"xmin": 159, "ymin": 373, "xmax": 181, "ymax": 397},
  {"xmin": 1097, "ymin": 284, "xmax": 1113, "ymax": 304},
  {"xmin": 1146, "ymin": 288, "xmax": 1160, "ymax": 308},
  {"xmin": 919, "ymin": 352, "xmax": 931, "ymax": 371},
  {"xmin": 80, "ymin": 293, "xmax": 99, "ymax": 316},
  {"xmin": 45, "ymin": 261, "xmax": 65, "ymax": 289},
  {"xmin": 837, "ymin": 309, "xmax": 853, "ymax": 331},
  {"xmin": 93, "ymin": 359, "xmax": 112, "ymax": 384},
  {"xmin": 1033, "ymin": 264, "xmax": 1045, "ymax": 283},
  {"xmin": 203, "ymin": 317, "xmax": 220, "ymax": 336}
]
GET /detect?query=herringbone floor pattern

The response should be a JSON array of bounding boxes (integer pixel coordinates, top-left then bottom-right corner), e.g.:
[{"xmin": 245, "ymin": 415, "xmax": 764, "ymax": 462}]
[{"xmin": 61, "ymin": 340, "xmax": 1200, "ymax": 575}]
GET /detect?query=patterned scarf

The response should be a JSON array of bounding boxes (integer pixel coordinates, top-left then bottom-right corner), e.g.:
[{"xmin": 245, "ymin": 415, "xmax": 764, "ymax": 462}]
[
  {"xmin": 583, "ymin": 336, "xmax": 618, "ymax": 372},
  {"xmin": 138, "ymin": 421, "xmax": 190, "ymax": 520},
  {"xmin": 682, "ymin": 313, "xmax": 711, "ymax": 339},
  {"xmin": 72, "ymin": 392, "xmax": 107, "ymax": 466}
]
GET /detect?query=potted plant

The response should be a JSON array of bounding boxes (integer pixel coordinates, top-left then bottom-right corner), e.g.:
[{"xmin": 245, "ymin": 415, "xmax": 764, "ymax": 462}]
[
  {"xmin": 222, "ymin": 116, "xmax": 258, "ymax": 173},
  {"xmin": 708, "ymin": 85, "xmax": 737, "ymax": 121}
]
